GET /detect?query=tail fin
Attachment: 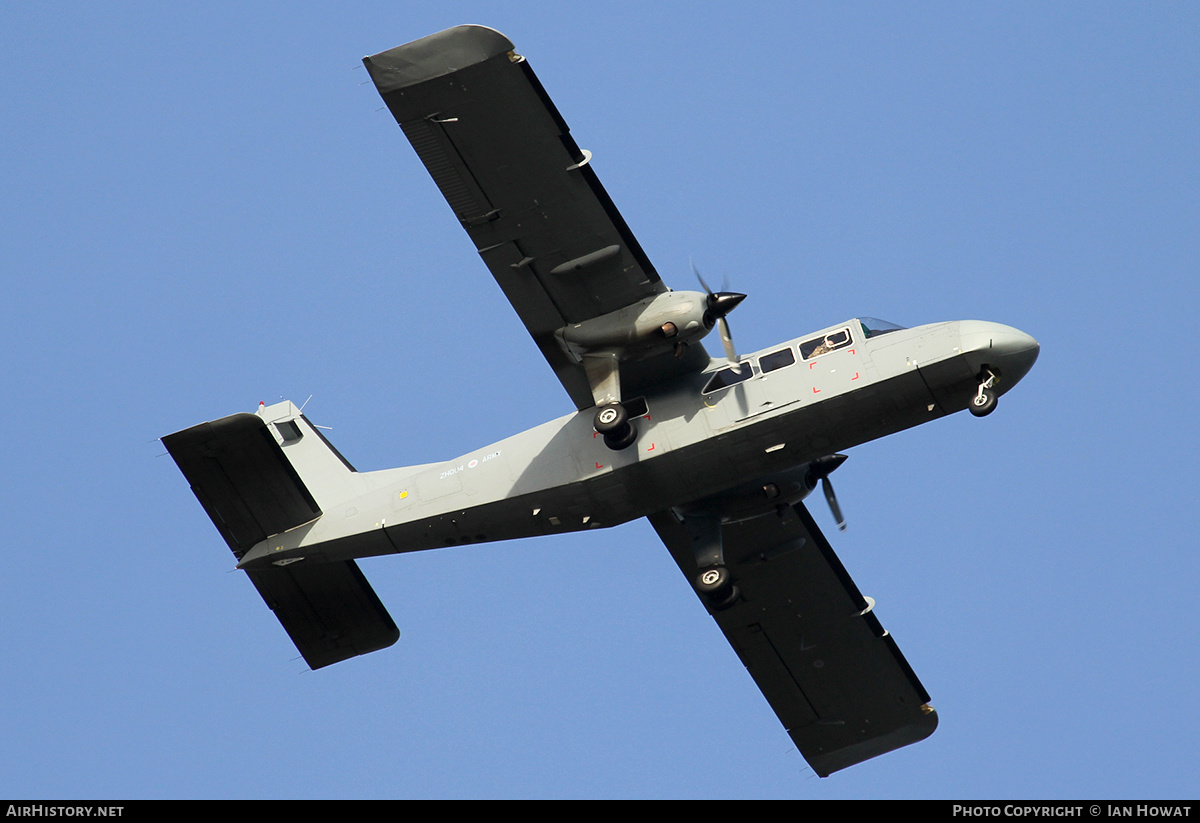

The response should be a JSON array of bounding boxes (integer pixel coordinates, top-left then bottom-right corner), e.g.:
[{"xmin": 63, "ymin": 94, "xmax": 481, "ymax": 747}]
[{"xmin": 163, "ymin": 401, "xmax": 399, "ymax": 669}]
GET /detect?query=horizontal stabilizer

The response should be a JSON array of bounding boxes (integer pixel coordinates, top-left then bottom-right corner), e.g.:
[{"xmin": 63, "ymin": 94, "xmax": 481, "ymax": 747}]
[
  {"xmin": 164, "ymin": 404, "xmax": 399, "ymax": 668},
  {"xmin": 163, "ymin": 412, "xmax": 320, "ymax": 559},
  {"xmin": 246, "ymin": 560, "xmax": 399, "ymax": 670}
]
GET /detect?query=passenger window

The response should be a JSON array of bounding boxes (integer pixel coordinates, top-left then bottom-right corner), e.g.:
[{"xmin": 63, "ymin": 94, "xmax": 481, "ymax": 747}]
[
  {"xmin": 800, "ymin": 328, "xmax": 852, "ymax": 360},
  {"xmin": 759, "ymin": 348, "xmax": 796, "ymax": 374},
  {"xmin": 702, "ymin": 362, "xmax": 755, "ymax": 394}
]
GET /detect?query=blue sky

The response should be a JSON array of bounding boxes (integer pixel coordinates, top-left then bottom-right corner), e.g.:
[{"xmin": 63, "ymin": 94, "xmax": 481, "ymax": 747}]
[{"xmin": 2, "ymin": 2, "xmax": 1197, "ymax": 799}]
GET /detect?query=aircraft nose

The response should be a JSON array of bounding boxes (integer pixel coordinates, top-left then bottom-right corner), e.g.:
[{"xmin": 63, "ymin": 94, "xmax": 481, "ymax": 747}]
[{"xmin": 958, "ymin": 321, "xmax": 1040, "ymax": 389}]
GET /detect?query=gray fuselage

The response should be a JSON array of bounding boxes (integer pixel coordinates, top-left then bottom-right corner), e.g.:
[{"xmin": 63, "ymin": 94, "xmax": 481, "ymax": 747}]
[{"xmin": 236, "ymin": 318, "xmax": 1038, "ymax": 569}]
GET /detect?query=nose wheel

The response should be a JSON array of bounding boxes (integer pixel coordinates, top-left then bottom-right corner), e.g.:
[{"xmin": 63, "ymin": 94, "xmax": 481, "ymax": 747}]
[
  {"xmin": 969, "ymin": 369, "xmax": 998, "ymax": 417},
  {"xmin": 594, "ymin": 403, "xmax": 637, "ymax": 450}
]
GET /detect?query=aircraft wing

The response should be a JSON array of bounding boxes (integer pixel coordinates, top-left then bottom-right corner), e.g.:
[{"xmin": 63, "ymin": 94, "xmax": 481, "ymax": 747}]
[
  {"xmin": 647, "ymin": 503, "xmax": 937, "ymax": 777},
  {"xmin": 364, "ymin": 26, "xmax": 707, "ymax": 409}
]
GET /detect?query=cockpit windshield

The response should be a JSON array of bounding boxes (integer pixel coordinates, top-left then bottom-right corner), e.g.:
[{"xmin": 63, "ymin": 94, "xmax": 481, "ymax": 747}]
[{"xmin": 859, "ymin": 317, "xmax": 906, "ymax": 339}]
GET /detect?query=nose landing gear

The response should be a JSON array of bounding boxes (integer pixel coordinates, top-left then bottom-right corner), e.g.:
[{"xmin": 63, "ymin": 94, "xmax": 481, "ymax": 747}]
[{"xmin": 969, "ymin": 369, "xmax": 999, "ymax": 417}]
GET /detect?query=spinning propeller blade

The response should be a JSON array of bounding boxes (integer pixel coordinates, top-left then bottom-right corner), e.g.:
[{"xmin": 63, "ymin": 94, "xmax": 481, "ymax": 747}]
[
  {"xmin": 822, "ymin": 477, "xmax": 846, "ymax": 532},
  {"xmin": 718, "ymin": 316, "xmax": 738, "ymax": 365},
  {"xmin": 692, "ymin": 261, "xmax": 747, "ymax": 366},
  {"xmin": 807, "ymin": 454, "xmax": 849, "ymax": 531}
]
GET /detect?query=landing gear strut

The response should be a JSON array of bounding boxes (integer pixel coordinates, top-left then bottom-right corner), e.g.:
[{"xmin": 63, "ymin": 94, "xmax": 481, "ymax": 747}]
[
  {"xmin": 679, "ymin": 510, "xmax": 741, "ymax": 610},
  {"xmin": 969, "ymin": 369, "xmax": 998, "ymax": 417},
  {"xmin": 594, "ymin": 403, "xmax": 636, "ymax": 450}
]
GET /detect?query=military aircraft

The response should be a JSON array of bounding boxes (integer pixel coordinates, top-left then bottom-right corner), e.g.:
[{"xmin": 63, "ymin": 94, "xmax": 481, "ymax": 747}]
[{"xmin": 163, "ymin": 25, "xmax": 1039, "ymax": 778}]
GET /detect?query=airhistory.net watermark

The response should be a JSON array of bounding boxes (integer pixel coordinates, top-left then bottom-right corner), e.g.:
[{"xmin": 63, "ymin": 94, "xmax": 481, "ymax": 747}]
[{"xmin": 6, "ymin": 807, "xmax": 123, "ymax": 817}]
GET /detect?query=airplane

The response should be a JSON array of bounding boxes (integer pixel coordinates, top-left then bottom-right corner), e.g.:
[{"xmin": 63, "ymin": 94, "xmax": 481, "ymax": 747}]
[{"xmin": 162, "ymin": 25, "xmax": 1039, "ymax": 778}]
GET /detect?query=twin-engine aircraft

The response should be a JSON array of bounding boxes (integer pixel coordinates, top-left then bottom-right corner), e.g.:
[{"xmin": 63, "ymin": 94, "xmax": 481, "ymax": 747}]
[{"xmin": 163, "ymin": 26, "xmax": 1039, "ymax": 777}]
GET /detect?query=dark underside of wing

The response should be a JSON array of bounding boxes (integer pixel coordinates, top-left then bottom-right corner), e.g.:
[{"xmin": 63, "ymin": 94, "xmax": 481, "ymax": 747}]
[
  {"xmin": 648, "ymin": 504, "xmax": 937, "ymax": 777},
  {"xmin": 364, "ymin": 26, "xmax": 708, "ymax": 408}
]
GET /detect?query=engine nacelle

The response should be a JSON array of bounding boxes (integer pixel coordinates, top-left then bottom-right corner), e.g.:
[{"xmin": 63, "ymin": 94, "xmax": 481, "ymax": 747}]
[
  {"xmin": 687, "ymin": 464, "xmax": 821, "ymax": 525},
  {"xmin": 556, "ymin": 291, "xmax": 712, "ymax": 362}
]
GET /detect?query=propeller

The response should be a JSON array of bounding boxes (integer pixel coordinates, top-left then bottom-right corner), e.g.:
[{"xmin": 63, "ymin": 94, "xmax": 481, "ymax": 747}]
[
  {"xmin": 807, "ymin": 454, "xmax": 848, "ymax": 531},
  {"xmin": 692, "ymin": 262, "xmax": 747, "ymax": 366}
]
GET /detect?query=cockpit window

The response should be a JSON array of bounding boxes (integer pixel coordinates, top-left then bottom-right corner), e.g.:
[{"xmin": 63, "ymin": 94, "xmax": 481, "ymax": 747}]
[
  {"xmin": 800, "ymin": 327, "xmax": 853, "ymax": 360},
  {"xmin": 859, "ymin": 317, "xmax": 906, "ymax": 338},
  {"xmin": 702, "ymin": 362, "xmax": 755, "ymax": 394}
]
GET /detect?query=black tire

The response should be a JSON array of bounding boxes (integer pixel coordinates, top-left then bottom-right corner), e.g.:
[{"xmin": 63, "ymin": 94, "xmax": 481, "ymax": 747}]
[
  {"xmin": 696, "ymin": 567, "xmax": 739, "ymax": 609},
  {"xmin": 969, "ymin": 387, "xmax": 998, "ymax": 417},
  {"xmin": 711, "ymin": 585, "xmax": 741, "ymax": 611},
  {"xmin": 602, "ymin": 420, "xmax": 637, "ymax": 451},
  {"xmin": 594, "ymin": 403, "xmax": 628, "ymax": 434}
]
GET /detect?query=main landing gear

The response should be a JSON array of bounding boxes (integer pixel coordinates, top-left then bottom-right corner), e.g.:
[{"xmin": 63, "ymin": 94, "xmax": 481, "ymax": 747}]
[
  {"xmin": 594, "ymin": 402, "xmax": 637, "ymax": 450},
  {"xmin": 969, "ymin": 368, "xmax": 999, "ymax": 417},
  {"xmin": 679, "ymin": 510, "xmax": 741, "ymax": 611},
  {"xmin": 695, "ymin": 565, "xmax": 740, "ymax": 611}
]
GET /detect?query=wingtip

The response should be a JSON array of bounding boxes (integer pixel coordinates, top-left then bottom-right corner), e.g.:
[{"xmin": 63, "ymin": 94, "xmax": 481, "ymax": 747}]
[{"xmin": 364, "ymin": 25, "xmax": 515, "ymax": 93}]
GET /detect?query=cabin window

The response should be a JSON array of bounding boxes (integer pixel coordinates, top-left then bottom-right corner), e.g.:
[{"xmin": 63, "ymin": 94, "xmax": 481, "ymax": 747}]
[
  {"xmin": 800, "ymin": 327, "xmax": 853, "ymax": 360},
  {"xmin": 702, "ymin": 362, "xmax": 755, "ymax": 394},
  {"xmin": 759, "ymin": 348, "xmax": 796, "ymax": 374}
]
